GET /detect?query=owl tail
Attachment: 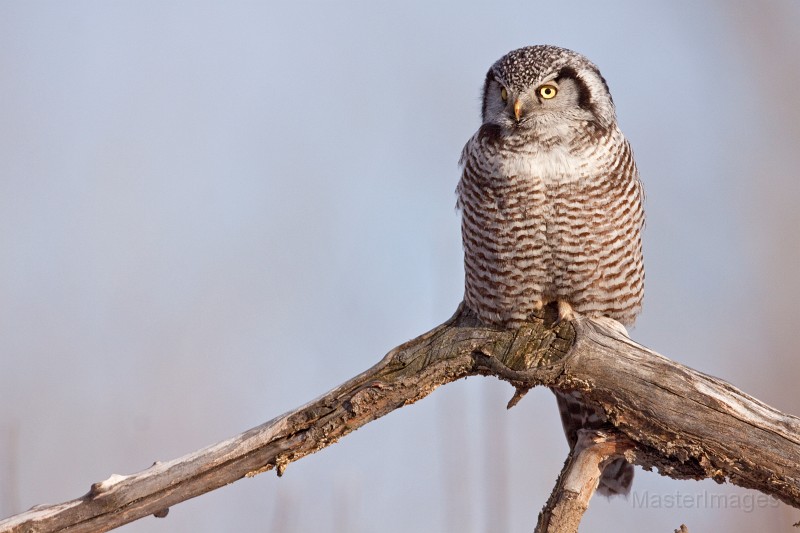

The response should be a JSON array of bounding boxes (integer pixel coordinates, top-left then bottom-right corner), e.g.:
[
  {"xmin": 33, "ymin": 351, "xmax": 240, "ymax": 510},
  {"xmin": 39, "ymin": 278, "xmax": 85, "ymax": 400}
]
[
  {"xmin": 598, "ymin": 456, "xmax": 634, "ymax": 496},
  {"xmin": 553, "ymin": 389, "xmax": 634, "ymax": 497}
]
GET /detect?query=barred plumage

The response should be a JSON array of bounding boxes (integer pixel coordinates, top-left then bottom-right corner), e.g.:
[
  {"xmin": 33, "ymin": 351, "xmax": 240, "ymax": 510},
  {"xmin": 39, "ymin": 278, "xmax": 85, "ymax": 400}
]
[{"xmin": 457, "ymin": 45, "xmax": 644, "ymax": 496}]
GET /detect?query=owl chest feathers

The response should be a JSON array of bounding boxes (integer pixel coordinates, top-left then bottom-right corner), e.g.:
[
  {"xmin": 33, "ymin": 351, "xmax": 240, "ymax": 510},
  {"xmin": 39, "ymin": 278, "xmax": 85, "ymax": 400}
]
[{"xmin": 458, "ymin": 125, "xmax": 644, "ymax": 326}]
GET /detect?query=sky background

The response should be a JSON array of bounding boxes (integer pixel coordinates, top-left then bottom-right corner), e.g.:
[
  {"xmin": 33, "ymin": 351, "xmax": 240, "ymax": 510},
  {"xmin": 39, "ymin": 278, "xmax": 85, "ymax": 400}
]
[{"xmin": 2, "ymin": 1, "xmax": 800, "ymax": 532}]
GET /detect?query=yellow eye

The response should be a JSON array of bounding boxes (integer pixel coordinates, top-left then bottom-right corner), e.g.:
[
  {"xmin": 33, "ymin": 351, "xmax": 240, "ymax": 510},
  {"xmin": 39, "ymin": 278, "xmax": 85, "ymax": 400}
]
[
  {"xmin": 539, "ymin": 85, "xmax": 558, "ymax": 99},
  {"xmin": 500, "ymin": 87, "xmax": 508, "ymax": 102}
]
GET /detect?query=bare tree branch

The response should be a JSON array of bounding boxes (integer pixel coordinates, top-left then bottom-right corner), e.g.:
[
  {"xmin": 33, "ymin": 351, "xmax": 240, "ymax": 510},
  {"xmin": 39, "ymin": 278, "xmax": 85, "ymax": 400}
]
[
  {"xmin": 535, "ymin": 429, "xmax": 635, "ymax": 533},
  {"xmin": 1, "ymin": 303, "xmax": 798, "ymax": 532}
]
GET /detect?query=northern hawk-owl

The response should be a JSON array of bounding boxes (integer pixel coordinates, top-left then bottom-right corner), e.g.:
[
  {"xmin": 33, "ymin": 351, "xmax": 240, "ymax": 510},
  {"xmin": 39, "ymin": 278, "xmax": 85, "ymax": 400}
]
[{"xmin": 457, "ymin": 45, "xmax": 644, "ymax": 495}]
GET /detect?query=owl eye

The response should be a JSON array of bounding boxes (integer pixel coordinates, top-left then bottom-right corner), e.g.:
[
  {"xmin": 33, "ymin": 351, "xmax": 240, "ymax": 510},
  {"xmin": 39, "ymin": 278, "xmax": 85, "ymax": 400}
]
[
  {"xmin": 500, "ymin": 87, "xmax": 508, "ymax": 102},
  {"xmin": 539, "ymin": 85, "xmax": 558, "ymax": 99}
]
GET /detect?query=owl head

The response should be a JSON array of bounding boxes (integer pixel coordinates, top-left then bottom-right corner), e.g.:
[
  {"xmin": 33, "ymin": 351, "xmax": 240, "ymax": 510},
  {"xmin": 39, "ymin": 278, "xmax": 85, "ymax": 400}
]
[{"xmin": 481, "ymin": 45, "xmax": 617, "ymax": 131}]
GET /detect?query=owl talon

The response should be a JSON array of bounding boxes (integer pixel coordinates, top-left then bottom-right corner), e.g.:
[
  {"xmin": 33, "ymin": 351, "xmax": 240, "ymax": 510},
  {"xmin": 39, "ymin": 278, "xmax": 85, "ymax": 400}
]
[{"xmin": 556, "ymin": 300, "xmax": 576, "ymax": 324}]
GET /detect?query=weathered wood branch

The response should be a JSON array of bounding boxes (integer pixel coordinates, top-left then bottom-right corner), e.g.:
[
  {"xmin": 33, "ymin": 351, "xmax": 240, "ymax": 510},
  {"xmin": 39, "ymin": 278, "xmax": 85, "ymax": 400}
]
[
  {"xmin": 1, "ymin": 303, "xmax": 799, "ymax": 532},
  {"xmin": 535, "ymin": 429, "xmax": 636, "ymax": 533}
]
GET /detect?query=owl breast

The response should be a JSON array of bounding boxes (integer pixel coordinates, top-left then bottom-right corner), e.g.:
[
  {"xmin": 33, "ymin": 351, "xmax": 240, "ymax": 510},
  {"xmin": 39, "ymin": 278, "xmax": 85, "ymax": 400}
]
[{"xmin": 458, "ymin": 124, "xmax": 644, "ymax": 327}]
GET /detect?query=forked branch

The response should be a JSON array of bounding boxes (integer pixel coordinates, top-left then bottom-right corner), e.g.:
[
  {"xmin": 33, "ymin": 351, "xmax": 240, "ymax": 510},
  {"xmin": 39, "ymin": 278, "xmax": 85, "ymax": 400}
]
[{"xmin": 1, "ymin": 303, "xmax": 798, "ymax": 532}]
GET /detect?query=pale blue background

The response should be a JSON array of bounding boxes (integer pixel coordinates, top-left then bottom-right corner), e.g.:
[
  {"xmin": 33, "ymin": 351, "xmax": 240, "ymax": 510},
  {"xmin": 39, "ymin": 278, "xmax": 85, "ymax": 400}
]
[{"xmin": 2, "ymin": 1, "xmax": 799, "ymax": 531}]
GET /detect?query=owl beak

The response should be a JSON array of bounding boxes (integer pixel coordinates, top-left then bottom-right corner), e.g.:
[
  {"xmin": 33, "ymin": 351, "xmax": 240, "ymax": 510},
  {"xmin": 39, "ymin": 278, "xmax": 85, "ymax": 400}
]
[{"xmin": 513, "ymin": 99, "xmax": 523, "ymax": 122}]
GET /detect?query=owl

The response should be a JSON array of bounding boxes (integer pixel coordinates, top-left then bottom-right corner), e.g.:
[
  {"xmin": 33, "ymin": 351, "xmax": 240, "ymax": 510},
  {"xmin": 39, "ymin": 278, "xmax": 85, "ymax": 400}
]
[{"xmin": 456, "ymin": 45, "xmax": 644, "ymax": 495}]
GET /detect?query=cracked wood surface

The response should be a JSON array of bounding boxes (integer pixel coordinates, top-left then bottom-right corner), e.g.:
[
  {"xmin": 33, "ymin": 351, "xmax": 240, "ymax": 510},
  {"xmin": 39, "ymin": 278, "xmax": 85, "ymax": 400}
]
[
  {"xmin": 535, "ymin": 429, "xmax": 636, "ymax": 533},
  {"xmin": 1, "ymin": 303, "xmax": 798, "ymax": 532}
]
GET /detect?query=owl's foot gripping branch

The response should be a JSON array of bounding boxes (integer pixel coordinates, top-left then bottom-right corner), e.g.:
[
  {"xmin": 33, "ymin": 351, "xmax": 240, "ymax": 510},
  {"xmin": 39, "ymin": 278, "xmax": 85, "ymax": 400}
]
[{"xmin": 1, "ymin": 303, "xmax": 799, "ymax": 533}]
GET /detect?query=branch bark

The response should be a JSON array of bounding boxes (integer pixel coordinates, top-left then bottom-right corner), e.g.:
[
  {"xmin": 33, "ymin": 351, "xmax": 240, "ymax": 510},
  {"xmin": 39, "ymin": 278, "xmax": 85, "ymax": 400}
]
[
  {"xmin": 535, "ymin": 429, "xmax": 636, "ymax": 533},
  {"xmin": 1, "ymin": 303, "xmax": 798, "ymax": 532}
]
